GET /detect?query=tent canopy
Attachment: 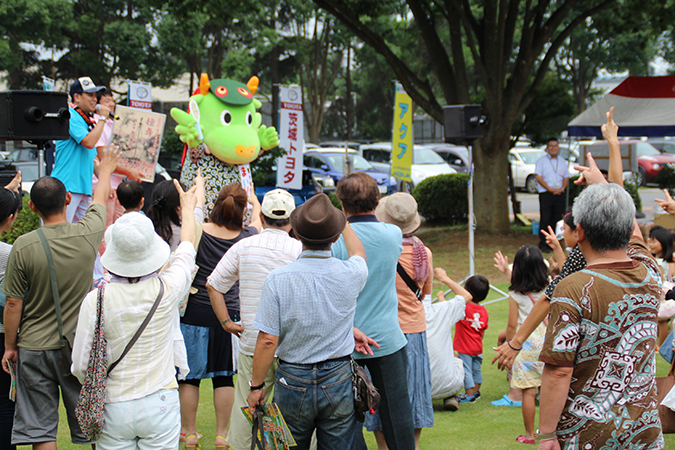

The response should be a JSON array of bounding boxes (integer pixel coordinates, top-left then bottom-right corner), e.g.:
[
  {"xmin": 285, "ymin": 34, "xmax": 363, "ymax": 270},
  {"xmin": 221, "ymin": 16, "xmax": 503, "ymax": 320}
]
[{"xmin": 568, "ymin": 76, "xmax": 675, "ymax": 138}]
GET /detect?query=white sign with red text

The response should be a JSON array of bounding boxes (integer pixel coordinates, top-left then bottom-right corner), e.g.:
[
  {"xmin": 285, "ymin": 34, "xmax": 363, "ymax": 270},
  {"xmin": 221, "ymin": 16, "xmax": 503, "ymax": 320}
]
[
  {"xmin": 128, "ymin": 80, "xmax": 153, "ymax": 110},
  {"xmin": 276, "ymin": 86, "xmax": 304, "ymax": 190}
]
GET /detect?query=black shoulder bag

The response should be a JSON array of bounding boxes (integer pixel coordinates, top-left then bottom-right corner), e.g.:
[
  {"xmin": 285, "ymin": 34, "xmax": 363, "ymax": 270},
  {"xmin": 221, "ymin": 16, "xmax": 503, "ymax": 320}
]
[{"xmin": 396, "ymin": 262, "xmax": 423, "ymax": 302}]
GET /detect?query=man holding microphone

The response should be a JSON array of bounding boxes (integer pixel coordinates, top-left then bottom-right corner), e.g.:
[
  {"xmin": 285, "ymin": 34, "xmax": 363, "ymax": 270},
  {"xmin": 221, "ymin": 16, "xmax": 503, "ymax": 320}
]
[{"xmin": 51, "ymin": 76, "xmax": 111, "ymax": 222}]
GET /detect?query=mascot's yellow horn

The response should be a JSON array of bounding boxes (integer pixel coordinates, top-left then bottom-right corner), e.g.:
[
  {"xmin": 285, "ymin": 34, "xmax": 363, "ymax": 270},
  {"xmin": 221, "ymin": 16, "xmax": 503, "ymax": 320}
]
[
  {"xmin": 200, "ymin": 73, "xmax": 210, "ymax": 94},
  {"xmin": 247, "ymin": 76, "xmax": 259, "ymax": 95}
]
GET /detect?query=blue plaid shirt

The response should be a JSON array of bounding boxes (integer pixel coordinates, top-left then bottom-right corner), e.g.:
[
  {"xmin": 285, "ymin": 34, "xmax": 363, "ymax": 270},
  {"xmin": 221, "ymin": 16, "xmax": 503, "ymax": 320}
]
[{"xmin": 253, "ymin": 250, "xmax": 368, "ymax": 364}]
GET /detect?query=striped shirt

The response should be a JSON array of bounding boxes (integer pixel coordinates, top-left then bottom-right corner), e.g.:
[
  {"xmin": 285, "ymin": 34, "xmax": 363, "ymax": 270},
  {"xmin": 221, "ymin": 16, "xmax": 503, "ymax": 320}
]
[{"xmin": 207, "ymin": 228, "xmax": 302, "ymax": 355}]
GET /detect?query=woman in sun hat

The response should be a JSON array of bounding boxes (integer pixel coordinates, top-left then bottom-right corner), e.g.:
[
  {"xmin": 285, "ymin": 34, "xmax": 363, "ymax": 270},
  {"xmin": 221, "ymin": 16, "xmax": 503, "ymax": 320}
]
[
  {"xmin": 71, "ymin": 180, "xmax": 198, "ymax": 449},
  {"xmin": 371, "ymin": 192, "xmax": 434, "ymax": 450}
]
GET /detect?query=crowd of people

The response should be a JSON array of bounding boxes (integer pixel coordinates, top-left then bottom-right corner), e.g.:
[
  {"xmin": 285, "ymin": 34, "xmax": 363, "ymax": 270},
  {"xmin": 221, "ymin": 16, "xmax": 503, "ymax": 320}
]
[{"xmin": 0, "ymin": 76, "xmax": 672, "ymax": 450}]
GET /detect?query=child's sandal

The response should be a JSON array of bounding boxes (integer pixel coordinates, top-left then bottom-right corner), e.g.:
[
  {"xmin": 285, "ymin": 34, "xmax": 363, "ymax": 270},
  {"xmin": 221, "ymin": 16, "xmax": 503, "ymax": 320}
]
[{"xmin": 516, "ymin": 436, "xmax": 535, "ymax": 445}]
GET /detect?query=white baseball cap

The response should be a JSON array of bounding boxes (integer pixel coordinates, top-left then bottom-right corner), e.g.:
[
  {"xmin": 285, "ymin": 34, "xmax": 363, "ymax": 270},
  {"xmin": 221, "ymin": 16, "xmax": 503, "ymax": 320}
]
[{"xmin": 261, "ymin": 189, "xmax": 295, "ymax": 220}]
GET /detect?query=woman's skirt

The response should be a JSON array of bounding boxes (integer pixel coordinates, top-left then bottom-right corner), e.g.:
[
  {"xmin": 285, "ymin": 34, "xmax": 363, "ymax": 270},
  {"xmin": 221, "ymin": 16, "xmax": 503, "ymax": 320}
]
[
  {"xmin": 510, "ymin": 323, "xmax": 546, "ymax": 389},
  {"xmin": 180, "ymin": 322, "xmax": 236, "ymax": 380}
]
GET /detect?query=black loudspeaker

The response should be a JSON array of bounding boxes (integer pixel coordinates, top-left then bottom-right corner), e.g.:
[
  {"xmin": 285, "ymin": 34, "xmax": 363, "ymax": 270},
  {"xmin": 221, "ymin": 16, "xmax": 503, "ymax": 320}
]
[
  {"xmin": 0, "ymin": 91, "xmax": 70, "ymax": 141},
  {"xmin": 443, "ymin": 104, "xmax": 484, "ymax": 141}
]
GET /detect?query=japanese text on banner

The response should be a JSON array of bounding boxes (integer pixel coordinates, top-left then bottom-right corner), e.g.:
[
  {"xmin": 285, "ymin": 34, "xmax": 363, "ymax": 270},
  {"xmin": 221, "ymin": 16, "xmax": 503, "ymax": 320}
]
[
  {"xmin": 391, "ymin": 82, "xmax": 413, "ymax": 182},
  {"xmin": 277, "ymin": 86, "xmax": 304, "ymax": 190}
]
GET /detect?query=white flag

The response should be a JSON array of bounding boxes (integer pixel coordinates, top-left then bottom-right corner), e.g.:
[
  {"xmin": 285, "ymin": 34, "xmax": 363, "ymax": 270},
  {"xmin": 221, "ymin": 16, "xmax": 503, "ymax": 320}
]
[{"xmin": 276, "ymin": 86, "xmax": 304, "ymax": 190}]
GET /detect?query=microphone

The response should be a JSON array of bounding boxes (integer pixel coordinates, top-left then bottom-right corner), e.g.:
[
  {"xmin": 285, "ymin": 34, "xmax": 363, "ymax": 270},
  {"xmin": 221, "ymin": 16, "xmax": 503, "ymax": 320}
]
[{"xmin": 96, "ymin": 104, "xmax": 120, "ymax": 120}]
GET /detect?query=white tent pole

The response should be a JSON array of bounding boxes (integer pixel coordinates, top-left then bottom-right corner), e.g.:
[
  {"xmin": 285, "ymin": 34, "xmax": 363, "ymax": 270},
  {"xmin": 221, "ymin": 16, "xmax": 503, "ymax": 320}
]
[{"xmin": 466, "ymin": 143, "xmax": 475, "ymax": 276}]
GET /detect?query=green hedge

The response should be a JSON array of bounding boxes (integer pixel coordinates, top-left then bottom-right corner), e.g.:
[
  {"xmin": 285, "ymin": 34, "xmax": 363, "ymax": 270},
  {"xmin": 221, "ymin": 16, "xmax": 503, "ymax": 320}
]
[
  {"xmin": 328, "ymin": 193, "xmax": 342, "ymax": 210},
  {"xmin": 654, "ymin": 166, "xmax": 675, "ymax": 192},
  {"xmin": 413, "ymin": 173, "xmax": 469, "ymax": 223},
  {"xmin": 568, "ymin": 175, "xmax": 641, "ymax": 212},
  {"xmin": 0, "ymin": 195, "xmax": 40, "ymax": 244}
]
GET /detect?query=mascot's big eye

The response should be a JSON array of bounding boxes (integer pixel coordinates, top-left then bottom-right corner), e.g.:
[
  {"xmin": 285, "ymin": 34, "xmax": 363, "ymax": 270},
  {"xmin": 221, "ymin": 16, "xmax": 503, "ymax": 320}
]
[
  {"xmin": 237, "ymin": 87, "xmax": 253, "ymax": 98},
  {"xmin": 215, "ymin": 86, "xmax": 228, "ymax": 97},
  {"xmin": 246, "ymin": 111, "xmax": 253, "ymax": 126},
  {"xmin": 220, "ymin": 110, "xmax": 232, "ymax": 126}
]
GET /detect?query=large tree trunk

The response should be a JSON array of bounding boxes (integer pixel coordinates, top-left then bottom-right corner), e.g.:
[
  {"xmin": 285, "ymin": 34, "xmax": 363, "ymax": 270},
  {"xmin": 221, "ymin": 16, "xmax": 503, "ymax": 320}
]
[{"xmin": 473, "ymin": 129, "xmax": 511, "ymax": 234}]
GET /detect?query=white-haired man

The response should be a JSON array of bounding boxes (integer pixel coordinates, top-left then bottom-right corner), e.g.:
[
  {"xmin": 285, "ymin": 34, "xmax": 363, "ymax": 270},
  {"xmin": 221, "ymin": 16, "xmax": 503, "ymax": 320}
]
[{"xmin": 537, "ymin": 155, "xmax": 664, "ymax": 449}]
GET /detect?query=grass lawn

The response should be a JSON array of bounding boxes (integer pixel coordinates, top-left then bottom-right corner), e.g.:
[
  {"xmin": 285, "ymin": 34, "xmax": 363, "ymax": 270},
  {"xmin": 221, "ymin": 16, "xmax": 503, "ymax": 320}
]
[{"xmin": 34, "ymin": 224, "xmax": 675, "ymax": 448}]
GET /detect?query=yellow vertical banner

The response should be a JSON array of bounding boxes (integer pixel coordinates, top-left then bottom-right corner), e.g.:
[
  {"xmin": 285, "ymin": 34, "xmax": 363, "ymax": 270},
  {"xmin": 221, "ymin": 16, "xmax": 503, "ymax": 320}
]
[{"xmin": 391, "ymin": 82, "xmax": 413, "ymax": 182}]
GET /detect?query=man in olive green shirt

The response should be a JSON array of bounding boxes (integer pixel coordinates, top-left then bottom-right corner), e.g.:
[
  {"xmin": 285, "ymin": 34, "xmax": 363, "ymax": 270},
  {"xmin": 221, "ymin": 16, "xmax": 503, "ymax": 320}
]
[{"xmin": 1, "ymin": 150, "xmax": 119, "ymax": 448}]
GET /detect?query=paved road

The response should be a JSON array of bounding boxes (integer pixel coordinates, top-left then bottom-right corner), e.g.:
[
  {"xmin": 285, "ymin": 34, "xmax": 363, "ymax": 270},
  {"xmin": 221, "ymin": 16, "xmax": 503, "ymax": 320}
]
[{"xmin": 510, "ymin": 187, "xmax": 665, "ymax": 222}]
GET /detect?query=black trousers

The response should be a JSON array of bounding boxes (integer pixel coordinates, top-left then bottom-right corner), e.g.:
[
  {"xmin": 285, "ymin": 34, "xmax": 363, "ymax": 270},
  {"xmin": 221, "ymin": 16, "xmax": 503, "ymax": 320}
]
[
  {"xmin": 538, "ymin": 191, "xmax": 566, "ymax": 251},
  {"xmin": 0, "ymin": 333, "xmax": 16, "ymax": 450}
]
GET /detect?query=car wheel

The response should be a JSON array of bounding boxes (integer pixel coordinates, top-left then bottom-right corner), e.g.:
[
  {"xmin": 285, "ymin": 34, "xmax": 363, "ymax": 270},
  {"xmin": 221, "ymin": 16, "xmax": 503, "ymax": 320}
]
[
  {"xmin": 635, "ymin": 167, "xmax": 646, "ymax": 186},
  {"xmin": 400, "ymin": 181, "xmax": 414, "ymax": 194},
  {"xmin": 526, "ymin": 175, "xmax": 539, "ymax": 194}
]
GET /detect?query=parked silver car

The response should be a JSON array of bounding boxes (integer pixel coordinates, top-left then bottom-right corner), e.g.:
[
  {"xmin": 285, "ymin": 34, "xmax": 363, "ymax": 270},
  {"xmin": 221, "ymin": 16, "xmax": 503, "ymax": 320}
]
[{"xmin": 360, "ymin": 142, "xmax": 456, "ymax": 193}]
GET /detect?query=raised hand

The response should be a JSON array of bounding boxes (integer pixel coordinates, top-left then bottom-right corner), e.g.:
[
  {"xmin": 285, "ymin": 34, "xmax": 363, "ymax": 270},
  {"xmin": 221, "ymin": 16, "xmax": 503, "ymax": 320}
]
[
  {"xmin": 4, "ymin": 170, "xmax": 21, "ymax": 193},
  {"xmin": 173, "ymin": 179, "xmax": 198, "ymax": 213},
  {"xmin": 493, "ymin": 251, "xmax": 509, "ymax": 274},
  {"xmin": 541, "ymin": 226, "xmax": 561, "ymax": 251},
  {"xmin": 656, "ymin": 189, "xmax": 675, "ymax": 215},
  {"xmin": 574, "ymin": 153, "xmax": 607, "ymax": 186},
  {"xmin": 97, "ymin": 145, "xmax": 121, "ymax": 176},
  {"xmin": 601, "ymin": 107, "xmax": 619, "ymax": 142}
]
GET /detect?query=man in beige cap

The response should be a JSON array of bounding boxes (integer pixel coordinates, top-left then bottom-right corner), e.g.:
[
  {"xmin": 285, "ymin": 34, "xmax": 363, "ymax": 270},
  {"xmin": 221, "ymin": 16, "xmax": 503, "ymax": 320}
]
[{"xmin": 206, "ymin": 189, "xmax": 302, "ymax": 450}]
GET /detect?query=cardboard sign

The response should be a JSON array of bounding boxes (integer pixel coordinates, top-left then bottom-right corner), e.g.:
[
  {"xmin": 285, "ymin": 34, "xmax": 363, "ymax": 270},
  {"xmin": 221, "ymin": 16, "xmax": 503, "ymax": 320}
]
[{"xmin": 109, "ymin": 105, "xmax": 165, "ymax": 182}]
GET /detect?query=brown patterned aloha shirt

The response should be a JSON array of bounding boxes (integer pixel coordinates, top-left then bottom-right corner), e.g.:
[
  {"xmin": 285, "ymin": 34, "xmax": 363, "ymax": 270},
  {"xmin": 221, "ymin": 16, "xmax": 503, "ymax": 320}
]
[{"xmin": 539, "ymin": 237, "xmax": 665, "ymax": 449}]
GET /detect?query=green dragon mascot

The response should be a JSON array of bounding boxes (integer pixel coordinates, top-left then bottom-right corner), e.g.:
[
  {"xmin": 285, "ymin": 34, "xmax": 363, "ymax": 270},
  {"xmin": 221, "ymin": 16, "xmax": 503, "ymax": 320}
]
[{"xmin": 171, "ymin": 73, "xmax": 279, "ymax": 216}]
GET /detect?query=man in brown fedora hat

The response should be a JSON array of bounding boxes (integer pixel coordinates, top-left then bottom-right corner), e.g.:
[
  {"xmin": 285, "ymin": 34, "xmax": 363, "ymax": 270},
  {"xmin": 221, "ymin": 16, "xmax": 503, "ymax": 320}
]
[{"xmin": 246, "ymin": 193, "xmax": 369, "ymax": 450}]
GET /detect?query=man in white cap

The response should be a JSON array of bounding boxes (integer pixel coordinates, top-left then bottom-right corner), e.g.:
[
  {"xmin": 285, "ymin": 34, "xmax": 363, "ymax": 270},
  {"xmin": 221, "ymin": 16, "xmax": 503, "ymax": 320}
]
[
  {"xmin": 51, "ymin": 76, "xmax": 111, "ymax": 222},
  {"xmin": 206, "ymin": 189, "xmax": 302, "ymax": 450}
]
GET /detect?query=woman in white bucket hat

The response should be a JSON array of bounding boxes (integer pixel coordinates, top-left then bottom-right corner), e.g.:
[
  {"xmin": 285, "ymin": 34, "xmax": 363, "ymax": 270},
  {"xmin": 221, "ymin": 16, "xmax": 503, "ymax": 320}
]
[{"xmin": 72, "ymin": 180, "xmax": 199, "ymax": 449}]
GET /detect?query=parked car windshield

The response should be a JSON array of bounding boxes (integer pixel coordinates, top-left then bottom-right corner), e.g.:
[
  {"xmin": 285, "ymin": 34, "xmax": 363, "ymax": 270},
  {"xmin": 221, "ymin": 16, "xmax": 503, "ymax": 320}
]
[
  {"xmin": 635, "ymin": 143, "xmax": 661, "ymax": 156},
  {"xmin": 414, "ymin": 148, "xmax": 446, "ymax": 164},
  {"xmin": 518, "ymin": 151, "xmax": 546, "ymax": 165},
  {"xmin": 326, "ymin": 154, "xmax": 374, "ymax": 171}
]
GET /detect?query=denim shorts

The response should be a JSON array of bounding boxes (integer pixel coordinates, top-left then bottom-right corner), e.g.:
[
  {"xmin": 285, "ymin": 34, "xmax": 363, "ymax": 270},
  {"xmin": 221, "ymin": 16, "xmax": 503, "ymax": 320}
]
[
  {"xmin": 274, "ymin": 359, "xmax": 356, "ymax": 450},
  {"xmin": 457, "ymin": 352, "xmax": 483, "ymax": 389}
]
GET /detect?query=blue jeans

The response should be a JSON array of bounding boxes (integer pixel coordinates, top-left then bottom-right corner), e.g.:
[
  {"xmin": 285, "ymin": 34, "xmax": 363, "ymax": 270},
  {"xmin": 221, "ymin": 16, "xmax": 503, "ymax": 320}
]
[
  {"xmin": 355, "ymin": 347, "xmax": 415, "ymax": 450},
  {"xmin": 457, "ymin": 352, "xmax": 483, "ymax": 390},
  {"xmin": 274, "ymin": 360, "xmax": 356, "ymax": 450}
]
